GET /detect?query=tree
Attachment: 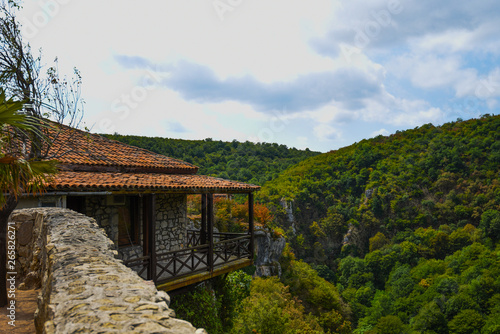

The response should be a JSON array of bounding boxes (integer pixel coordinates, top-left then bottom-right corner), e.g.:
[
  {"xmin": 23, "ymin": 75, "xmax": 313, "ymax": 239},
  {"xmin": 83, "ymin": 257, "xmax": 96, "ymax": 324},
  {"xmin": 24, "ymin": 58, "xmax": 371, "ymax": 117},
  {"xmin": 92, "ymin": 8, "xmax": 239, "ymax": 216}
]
[
  {"xmin": 479, "ymin": 210, "xmax": 500, "ymax": 242},
  {"xmin": 232, "ymin": 277, "xmax": 324, "ymax": 334},
  {"xmin": 369, "ymin": 232, "xmax": 390, "ymax": 252},
  {"xmin": 372, "ymin": 315, "xmax": 409, "ymax": 334},
  {"xmin": 0, "ymin": 0, "xmax": 84, "ymax": 154},
  {"xmin": 447, "ymin": 309, "xmax": 484, "ymax": 334},
  {"xmin": 0, "ymin": 0, "xmax": 84, "ymax": 306},
  {"xmin": 410, "ymin": 302, "xmax": 448, "ymax": 334}
]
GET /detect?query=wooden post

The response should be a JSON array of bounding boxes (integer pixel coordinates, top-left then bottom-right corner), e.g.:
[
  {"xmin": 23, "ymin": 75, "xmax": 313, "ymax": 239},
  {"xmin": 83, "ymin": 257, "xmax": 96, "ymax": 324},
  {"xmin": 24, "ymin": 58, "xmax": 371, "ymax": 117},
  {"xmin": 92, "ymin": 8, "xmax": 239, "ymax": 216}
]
[
  {"xmin": 201, "ymin": 194, "xmax": 207, "ymax": 245},
  {"xmin": 207, "ymin": 193, "xmax": 214, "ymax": 273},
  {"xmin": 248, "ymin": 192, "xmax": 255, "ymax": 260},
  {"xmin": 142, "ymin": 195, "xmax": 150, "ymax": 279},
  {"xmin": 147, "ymin": 194, "xmax": 157, "ymax": 281}
]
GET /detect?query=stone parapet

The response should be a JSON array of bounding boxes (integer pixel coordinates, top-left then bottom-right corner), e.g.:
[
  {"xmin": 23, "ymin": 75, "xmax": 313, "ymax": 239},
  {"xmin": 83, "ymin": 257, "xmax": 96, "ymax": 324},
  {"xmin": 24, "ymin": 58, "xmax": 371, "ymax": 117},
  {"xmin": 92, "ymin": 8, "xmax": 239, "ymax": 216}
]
[{"xmin": 9, "ymin": 208, "xmax": 206, "ymax": 334}]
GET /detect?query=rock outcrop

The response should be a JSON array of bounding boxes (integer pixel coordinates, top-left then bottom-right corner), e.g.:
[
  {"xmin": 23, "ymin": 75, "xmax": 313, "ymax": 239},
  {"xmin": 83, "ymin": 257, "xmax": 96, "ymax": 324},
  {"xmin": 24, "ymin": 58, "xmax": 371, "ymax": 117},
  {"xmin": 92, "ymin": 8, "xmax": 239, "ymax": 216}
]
[{"xmin": 254, "ymin": 228, "xmax": 286, "ymax": 277}]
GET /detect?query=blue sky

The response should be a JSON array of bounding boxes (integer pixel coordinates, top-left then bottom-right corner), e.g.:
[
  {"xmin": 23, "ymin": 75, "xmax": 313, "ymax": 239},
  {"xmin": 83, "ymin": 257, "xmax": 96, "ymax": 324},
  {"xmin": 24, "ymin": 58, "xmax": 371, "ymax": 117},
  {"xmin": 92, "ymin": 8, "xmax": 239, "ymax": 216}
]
[{"xmin": 18, "ymin": 0, "xmax": 500, "ymax": 152}]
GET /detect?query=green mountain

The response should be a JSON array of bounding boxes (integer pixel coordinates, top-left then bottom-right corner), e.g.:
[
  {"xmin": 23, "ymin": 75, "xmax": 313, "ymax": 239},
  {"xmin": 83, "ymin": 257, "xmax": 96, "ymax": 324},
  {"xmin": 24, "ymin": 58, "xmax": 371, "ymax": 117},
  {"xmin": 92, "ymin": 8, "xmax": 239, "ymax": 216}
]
[
  {"xmin": 102, "ymin": 134, "xmax": 319, "ymax": 186},
  {"xmin": 258, "ymin": 114, "xmax": 500, "ymax": 332},
  {"xmin": 259, "ymin": 114, "xmax": 499, "ymax": 256},
  {"xmin": 108, "ymin": 115, "xmax": 500, "ymax": 333}
]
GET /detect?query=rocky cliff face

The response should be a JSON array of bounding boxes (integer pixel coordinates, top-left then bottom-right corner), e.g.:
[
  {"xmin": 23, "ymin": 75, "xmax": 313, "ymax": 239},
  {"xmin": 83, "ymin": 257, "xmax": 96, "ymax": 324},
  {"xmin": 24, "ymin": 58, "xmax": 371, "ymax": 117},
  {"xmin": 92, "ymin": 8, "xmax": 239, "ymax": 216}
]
[{"xmin": 254, "ymin": 228, "xmax": 286, "ymax": 277}]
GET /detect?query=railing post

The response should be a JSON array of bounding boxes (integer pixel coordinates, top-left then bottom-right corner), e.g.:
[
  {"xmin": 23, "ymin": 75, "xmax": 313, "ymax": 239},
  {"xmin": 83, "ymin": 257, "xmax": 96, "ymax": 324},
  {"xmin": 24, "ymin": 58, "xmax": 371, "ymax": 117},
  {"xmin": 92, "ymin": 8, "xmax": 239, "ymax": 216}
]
[
  {"xmin": 143, "ymin": 194, "xmax": 157, "ymax": 281},
  {"xmin": 207, "ymin": 193, "xmax": 214, "ymax": 273},
  {"xmin": 151, "ymin": 194, "xmax": 157, "ymax": 281},
  {"xmin": 142, "ymin": 195, "xmax": 150, "ymax": 280},
  {"xmin": 248, "ymin": 192, "xmax": 254, "ymax": 260}
]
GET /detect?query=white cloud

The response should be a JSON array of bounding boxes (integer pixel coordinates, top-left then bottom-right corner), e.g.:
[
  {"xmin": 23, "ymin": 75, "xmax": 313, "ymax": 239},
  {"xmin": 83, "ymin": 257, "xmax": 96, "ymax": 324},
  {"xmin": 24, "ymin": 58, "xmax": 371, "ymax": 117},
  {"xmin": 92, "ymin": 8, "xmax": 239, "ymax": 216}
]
[
  {"xmin": 411, "ymin": 22, "xmax": 500, "ymax": 55},
  {"xmin": 391, "ymin": 53, "xmax": 500, "ymax": 100},
  {"xmin": 314, "ymin": 123, "xmax": 342, "ymax": 141}
]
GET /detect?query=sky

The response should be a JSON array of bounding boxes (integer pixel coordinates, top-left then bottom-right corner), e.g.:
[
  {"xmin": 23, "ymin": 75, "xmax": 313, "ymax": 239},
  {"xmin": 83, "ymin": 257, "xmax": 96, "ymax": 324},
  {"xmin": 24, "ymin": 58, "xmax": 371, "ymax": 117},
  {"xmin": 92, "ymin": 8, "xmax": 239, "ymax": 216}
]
[{"xmin": 16, "ymin": 0, "xmax": 500, "ymax": 152}]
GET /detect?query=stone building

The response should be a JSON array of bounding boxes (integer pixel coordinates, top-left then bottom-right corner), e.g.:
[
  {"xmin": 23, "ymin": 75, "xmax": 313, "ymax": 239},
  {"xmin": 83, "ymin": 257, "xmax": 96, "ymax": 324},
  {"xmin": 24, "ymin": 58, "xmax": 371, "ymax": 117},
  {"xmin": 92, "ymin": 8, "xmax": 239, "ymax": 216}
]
[{"xmin": 17, "ymin": 123, "xmax": 260, "ymax": 291}]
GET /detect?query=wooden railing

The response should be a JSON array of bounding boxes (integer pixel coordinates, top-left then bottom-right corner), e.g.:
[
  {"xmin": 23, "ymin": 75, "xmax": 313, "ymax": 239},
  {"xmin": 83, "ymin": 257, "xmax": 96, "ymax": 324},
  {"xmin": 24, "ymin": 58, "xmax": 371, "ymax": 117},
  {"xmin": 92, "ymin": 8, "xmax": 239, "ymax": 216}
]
[
  {"xmin": 155, "ymin": 244, "xmax": 210, "ymax": 282},
  {"xmin": 124, "ymin": 230, "xmax": 252, "ymax": 285},
  {"xmin": 186, "ymin": 229, "xmax": 201, "ymax": 246},
  {"xmin": 213, "ymin": 235, "xmax": 252, "ymax": 263},
  {"xmin": 154, "ymin": 233, "xmax": 252, "ymax": 284},
  {"xmin": 186, "ymin": 229, "xmax": 247, "ymax": 246}
]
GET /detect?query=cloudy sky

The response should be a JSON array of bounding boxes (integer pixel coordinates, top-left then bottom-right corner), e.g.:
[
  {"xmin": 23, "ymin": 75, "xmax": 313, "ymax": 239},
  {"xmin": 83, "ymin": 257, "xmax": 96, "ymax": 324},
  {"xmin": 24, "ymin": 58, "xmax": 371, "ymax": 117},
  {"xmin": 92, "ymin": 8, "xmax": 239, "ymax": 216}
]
[{"xmin": 17, "ymin": 0, "xmax": 500, "ymax": 152}]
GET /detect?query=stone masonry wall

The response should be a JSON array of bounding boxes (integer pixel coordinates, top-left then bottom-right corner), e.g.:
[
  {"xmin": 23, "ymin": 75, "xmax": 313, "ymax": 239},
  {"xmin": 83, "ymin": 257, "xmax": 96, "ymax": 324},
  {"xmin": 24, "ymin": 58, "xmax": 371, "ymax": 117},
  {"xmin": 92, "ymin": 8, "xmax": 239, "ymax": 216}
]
[
  {"xmin": 85, "ymin": 194, "xmax": 188, "ymax": 256},
  {"xmin": 155, "ymin": 194, "xmax": 187, "ymax": 252},
  {"xmin": 85, "ymin": 196, "xmax": 123, "ymax": 245},
  {"xmin": 9, "ymin": 208, "xmax": 206, "ymax": 334},
  {"xmin": 85, "ymin": 195, "xmax": 144, "ymax": 261}
]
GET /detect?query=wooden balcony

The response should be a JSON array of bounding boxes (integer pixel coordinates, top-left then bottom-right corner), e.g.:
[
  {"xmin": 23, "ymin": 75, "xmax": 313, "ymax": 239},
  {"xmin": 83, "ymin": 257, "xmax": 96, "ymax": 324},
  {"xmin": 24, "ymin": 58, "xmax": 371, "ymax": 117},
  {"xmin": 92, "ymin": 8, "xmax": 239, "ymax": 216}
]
[
  {"xmin": 123, "ymin": 231, "xmax": 253, "ymax": 291},
  {"xmin": 122, "ymin": 193, "xmax": 255, "ymax": 291}
]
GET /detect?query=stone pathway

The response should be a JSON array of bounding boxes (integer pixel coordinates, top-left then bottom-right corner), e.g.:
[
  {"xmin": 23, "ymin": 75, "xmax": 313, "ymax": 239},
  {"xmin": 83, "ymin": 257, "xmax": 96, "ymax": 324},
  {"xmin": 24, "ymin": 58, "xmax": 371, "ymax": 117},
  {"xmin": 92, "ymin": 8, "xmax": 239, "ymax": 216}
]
[{"xmin": 0, "ymin": 289, "xmax": 38, "ymax": 333}]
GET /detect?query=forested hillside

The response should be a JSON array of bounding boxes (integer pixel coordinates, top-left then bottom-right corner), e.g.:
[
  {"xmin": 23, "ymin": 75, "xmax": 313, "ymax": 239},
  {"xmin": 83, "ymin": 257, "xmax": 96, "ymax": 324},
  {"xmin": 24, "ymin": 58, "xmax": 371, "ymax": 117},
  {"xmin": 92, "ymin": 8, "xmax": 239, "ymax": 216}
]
[
  {"xmin": 258, "ymin": 114, "xmax": 500, "ymax": 333},
  {"xmin": 103, "ymin": 134, "xmax": 319, "ymax": 185},
  {"xmin": 108, "ymin": 116, "xmax": 500, "ymax": 333}
]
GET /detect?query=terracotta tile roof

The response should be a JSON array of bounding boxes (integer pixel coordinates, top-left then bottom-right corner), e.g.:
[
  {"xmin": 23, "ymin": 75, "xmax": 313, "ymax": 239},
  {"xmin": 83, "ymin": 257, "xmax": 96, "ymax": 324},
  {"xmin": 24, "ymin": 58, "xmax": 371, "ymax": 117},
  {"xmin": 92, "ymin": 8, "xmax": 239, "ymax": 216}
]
[
  {"xmin": 51, "ymin": 171, "xmax": 260, "ymax": 193},
  {"xmin": 46, "ymin": 123, "xmax": 198, "ymax": 173},
  {"xmin": 40, "ymin": 123, "xmax": 259, "ymax": 193}
]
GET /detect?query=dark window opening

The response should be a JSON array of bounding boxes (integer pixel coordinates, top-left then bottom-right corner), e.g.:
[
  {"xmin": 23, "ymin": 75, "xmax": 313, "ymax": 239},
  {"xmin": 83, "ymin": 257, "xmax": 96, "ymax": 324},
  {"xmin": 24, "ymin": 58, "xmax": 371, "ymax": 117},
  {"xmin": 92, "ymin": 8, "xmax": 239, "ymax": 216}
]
[
  {"xmin": 118, "ymin": 196, "xmax": 140, "ymax": 247},
  {"xmin": 66, "ymin": 196, "xmax": 86, "ymax": 214}
]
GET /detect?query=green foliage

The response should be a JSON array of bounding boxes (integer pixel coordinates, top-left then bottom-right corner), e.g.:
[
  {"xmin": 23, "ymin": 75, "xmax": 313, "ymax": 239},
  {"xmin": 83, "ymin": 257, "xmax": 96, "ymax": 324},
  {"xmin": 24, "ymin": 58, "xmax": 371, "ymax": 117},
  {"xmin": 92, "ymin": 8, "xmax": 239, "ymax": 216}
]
[
  {"xmin": 482, "ymin": 311, "xmax": 500, "ymax": 334},
  {"xmin": 170, "ymin": 271, "xmax": 252, "ymax": 334},
  {"xmin": 410, "ymin": 301, "xmax": 448, "ymax": 334},
  {"xmin": 480, "ymin": 209, "xmax": 500, "ymax": 242},
  {"xmin": 338, "ymin": 256, "xmax": 373, "ymax": 290},
  {"xmin": 231, "ymin": 277, "xmax": 324, "ymax": 334},
  {"xmin": 312, "ymin": 264, "xmax": 337, "ymax": 283},
  {"xmin": 0, "ymin": 90, "xmax": 58, "ymax": 206},
  {"xmin": 259, "ymin": 115, "xmax": 500, "ymax": 262},
  {"xmin": 372, "ymin": 315, "xmax": 409, "ymax": 334},
  {"xmin": 165, "ymin": 116, "xmax": 500, "ymax": 332},
  {"xmin": 226, "ymin": 270, "xmax": 252, "ymax": 309},
  {"xmin": 170, "ymin": 283, "xmax": 224, "ymax": 333},
  {"xmin": 281, "ymin": 260, "xmax": 350, "ymax": 318},
  {"xmin": 369, "ymin": 232, "xmax": 390, "ymax": 252},
  {"xmin": 447, "ymin": 309, "xmax": 484, "ymax": 334}
]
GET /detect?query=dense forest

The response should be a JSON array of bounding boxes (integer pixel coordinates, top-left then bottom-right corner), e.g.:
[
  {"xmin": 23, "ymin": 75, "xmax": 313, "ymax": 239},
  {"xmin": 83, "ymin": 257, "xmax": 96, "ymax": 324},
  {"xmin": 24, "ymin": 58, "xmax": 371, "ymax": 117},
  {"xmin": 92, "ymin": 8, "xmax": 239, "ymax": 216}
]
[
  {"xmin": 102, "ymin": 134, "xmax": 319, "ymax": 186},
  {"xmin": 257, "ymin": 114, "xmax": 500, "ymax": 333},
  {"xmin": 111, "ymin": 115, "xmax": 500, "ymax": 333}
]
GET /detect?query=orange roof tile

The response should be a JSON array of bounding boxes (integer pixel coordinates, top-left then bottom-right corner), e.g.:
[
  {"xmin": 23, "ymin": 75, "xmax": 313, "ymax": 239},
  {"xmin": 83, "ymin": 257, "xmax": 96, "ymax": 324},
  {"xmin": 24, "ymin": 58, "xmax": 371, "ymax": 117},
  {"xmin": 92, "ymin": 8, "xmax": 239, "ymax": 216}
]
[
  {"xmin": 51, "ymin": 171, "xmax": 260, "ymax": 193},
  {"xmin": 45, "ymin": 123, "xmax": 198, "ymax": 173},
  {"xmin": 39, "ymin": 123, "xmax": 259, "ymax": 193}
]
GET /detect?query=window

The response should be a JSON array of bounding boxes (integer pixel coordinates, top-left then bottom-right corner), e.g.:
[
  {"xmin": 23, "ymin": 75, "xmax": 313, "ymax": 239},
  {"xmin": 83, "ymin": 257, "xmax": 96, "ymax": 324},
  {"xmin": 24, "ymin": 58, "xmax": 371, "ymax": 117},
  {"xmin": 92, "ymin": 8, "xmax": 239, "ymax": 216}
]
[
  {"xmin": 66, "ymin": 196, "xmax": 86, "ymax": 214},
  {"xmin": 118, "ymin": 196, "xmax": 139, "ymax": 247}
]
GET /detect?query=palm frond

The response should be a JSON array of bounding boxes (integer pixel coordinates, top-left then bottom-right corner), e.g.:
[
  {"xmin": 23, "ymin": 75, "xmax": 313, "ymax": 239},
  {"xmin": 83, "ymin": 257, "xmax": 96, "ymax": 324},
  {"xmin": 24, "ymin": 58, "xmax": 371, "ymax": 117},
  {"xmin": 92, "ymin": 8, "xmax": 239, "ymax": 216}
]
[{"xmin": 0, "ymin": 89, "xmax": 59, "ymax": 208}]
